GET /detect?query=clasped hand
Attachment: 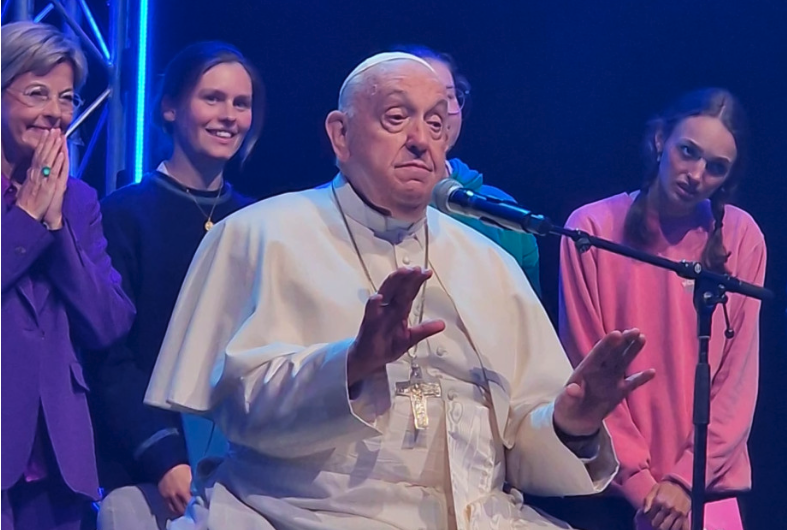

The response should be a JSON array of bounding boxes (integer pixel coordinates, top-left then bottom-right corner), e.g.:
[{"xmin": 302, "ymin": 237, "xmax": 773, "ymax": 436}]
[{"xmin": 15, "ymin": 129, "xmax": 69, "ymax": 230}]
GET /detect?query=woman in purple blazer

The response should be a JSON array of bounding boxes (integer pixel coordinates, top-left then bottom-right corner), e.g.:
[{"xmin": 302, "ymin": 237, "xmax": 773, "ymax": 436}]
[{"xmin": 1, "ymin": 21, "xmax": 135, "ymax": 530}]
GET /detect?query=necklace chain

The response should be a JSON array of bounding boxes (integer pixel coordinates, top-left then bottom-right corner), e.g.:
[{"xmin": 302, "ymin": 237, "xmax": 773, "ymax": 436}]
[
  {"xmin": 161, "ymin": 163, "xmax": 224, "ymax": 231},
  {"xmin": 184, "ymin": 184, "xmax": 223, "ymax": 230},
  {"xmin": 331, "ymin": 182, "xmax": 429, "ymax": 361}
]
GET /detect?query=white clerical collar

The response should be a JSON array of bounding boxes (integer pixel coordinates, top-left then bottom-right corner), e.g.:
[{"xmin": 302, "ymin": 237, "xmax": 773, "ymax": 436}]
[{"xmin": 332, "ymin": 173, "xmax": 426, "ymax": 241}]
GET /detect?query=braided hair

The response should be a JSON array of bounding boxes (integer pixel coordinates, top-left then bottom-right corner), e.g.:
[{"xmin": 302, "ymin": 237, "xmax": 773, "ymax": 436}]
[{"xmin": 623, "ymin": 88, "xmax": 749, "ymax": 273}]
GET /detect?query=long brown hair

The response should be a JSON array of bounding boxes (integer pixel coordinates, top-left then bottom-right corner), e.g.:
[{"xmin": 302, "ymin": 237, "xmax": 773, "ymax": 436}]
[{"xmin": 623, "ymin": 88, "xmax": 749, "ymax": 273}]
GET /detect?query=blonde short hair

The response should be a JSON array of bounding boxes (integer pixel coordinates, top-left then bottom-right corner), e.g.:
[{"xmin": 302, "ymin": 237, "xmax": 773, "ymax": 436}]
[{"xmin": 1, "ymin": 21, "xmax": 88, "ymax": 91}]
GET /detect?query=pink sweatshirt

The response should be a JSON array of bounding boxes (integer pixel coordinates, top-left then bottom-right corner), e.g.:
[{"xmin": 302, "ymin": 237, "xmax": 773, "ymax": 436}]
[{"xmin": 559, "ymin": 192, "xmax": 766, "ymax": 509}]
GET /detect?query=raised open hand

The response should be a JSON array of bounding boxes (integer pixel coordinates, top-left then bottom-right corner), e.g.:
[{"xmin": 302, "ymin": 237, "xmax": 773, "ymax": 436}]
[
  {"xmin": 347, "ymin": 267, "xmax": 445, "ymax": 386},
  {"xmin": 555, "ymin": 328, "xmax": 655, "ymax": 436}
]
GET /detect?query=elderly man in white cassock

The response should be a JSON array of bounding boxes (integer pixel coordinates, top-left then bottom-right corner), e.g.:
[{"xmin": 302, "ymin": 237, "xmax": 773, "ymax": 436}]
[{"xmin": 145, "ymin": 52, "xmax": 655, "ymax": 530}]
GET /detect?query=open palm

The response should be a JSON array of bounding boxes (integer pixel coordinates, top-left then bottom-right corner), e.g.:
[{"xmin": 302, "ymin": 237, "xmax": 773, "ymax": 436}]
[
  {"xmin": 555, "ymin": 329, "xmax": 655, "ymax": 436},
  {"xmin": 347, "ymin": 267, "xmax": 445, "ymax": 386}
]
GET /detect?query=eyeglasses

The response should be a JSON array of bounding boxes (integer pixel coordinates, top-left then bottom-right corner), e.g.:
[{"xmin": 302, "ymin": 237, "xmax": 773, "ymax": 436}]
[
  {"xmin": 447, "ymin": 86, "xmax": 470, "ymax": 115},
  {"xmin": 6, "ymin": 86, "xmax": 83, "ymax": 113}
]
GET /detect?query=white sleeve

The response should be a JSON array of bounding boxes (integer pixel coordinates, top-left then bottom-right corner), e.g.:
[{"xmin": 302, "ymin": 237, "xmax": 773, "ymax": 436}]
[
  {"xmin": 502, "ymin": 271, "xmax": 619, "ymax": 496},
  {"xmin": 145, "ymin": 219, "xmax": 390, "ymax": 458}
]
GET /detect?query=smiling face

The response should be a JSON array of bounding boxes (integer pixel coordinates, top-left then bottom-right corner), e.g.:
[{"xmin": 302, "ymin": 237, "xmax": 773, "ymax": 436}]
[
  {"xmin": 163, "ymin": 61, "xmax": 253, "ymax": 165},
  {"xmin": 327, "ymin": 60, "xmax": 449, "ymax": 220},
  {"xmin": 1, "ymin": 61, "xmax": 76, "ymax": 159},
  {"xmin": 653, "ymin": 115, "xmax": 738, "ymax": 216}
]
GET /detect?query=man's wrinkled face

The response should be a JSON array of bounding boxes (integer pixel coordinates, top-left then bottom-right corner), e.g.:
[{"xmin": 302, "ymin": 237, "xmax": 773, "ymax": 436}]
[{"xmin": 333, "ymin": 60, "xmax": 449, "ymax": 219}]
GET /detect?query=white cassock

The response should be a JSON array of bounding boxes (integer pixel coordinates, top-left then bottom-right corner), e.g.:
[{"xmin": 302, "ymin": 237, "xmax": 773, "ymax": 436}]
[{"xmin": 146, "ymin": 175, "xmax": 619, "ymax": 530}]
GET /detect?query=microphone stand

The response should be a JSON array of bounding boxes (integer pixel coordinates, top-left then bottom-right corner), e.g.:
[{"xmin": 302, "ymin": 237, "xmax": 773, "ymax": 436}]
[{"xmin": 499, "ymin": 209, "xmax": 773, "ymax": 530}]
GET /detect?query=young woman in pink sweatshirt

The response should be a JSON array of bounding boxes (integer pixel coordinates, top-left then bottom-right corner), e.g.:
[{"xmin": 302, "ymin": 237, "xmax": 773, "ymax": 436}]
[{"xmin": 557, "ymin": 88, "xmax": 766, "ymax": 530}]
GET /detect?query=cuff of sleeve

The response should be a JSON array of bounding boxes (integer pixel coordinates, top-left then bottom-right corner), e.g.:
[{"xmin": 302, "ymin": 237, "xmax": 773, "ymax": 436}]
[
  {"xmin": 5, "ymin": 206, "xmax": 54, "ymax": 254},
  {"xmin": 346, "ymin": 358, "xmax": 391, "ymax": 429},
  {"xmin": 566, "ymin": 438, "xmax": 601, "ymax": 463},
  {"xmin": 620, "ymin": 468, "xmax": 659, "ymax": 509},
  {"xmin": 509, "ymin": 401, "xmax": 618, "ymax": 496},
  {"xmin": 44, "ymin": 218, "xmax": 91, "ymax": 292},
  {"xmin": 666, "ymin": 450, "xmax": 695, "ymax": 493},
  {"xmin": 47, "ymin": 218, "xmax": 84, "ymax": 267},
  {"xmin": 137, "ymin": 432, "xmax": 190, "ymax": 485},
  {"xmin": 253, "ymin": 340, "xmax": 389, "ymax": 457},
  {"xmin": 554, "ymin": 420, "xmax": 601, "ymax": 462}
]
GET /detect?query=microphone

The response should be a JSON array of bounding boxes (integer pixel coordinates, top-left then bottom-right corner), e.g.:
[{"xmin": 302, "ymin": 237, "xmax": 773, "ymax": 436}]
[{"xmin": 432, "ymin": 179, "xmax": 554, "ymax": 236}]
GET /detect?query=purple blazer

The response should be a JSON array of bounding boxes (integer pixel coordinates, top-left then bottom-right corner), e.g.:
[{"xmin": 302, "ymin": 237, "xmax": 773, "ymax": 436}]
[{"xmin": 1, "ymin": 177, "xmax": 135, "ymax": 499}]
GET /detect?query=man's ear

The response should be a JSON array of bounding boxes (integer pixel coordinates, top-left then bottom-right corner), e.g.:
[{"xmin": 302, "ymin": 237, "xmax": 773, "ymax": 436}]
[{"xmin": 325, "ymin": 110, "xmax": 350, "ymax": 163}]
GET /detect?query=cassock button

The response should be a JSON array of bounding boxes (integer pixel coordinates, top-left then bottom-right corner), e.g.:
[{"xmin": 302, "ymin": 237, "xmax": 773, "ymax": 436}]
[
  {"xmin": 435, "ymin": 346, "xmax": 446, "ymax": 357},
  {"xmin": 447, "ymin": 389, "xmax": 458, "ymax": 401},
  {"xmin": 449, "ymin": 402, "xmax": 463, "ymax": 422},
  {"xmin": 402, "ymin": 255, "xmax": 411, "ymax": 265}
]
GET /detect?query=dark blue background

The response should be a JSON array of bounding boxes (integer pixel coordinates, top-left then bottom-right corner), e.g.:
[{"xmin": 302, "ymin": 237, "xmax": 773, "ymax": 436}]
[{"xmin": 82, "ymin": 1, "xmax": 787, "ymax": 526}]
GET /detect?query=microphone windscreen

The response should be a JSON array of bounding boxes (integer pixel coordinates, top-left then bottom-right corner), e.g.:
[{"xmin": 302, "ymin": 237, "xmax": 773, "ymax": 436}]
[{"xmin": 432, "ymin": 179, "xmax": 463, "ymax": 214}]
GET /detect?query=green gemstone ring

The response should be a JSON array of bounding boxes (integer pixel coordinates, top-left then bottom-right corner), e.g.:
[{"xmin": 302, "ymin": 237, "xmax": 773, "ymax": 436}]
[{"xmin": 41, "ymin": 166, "xmax": 51, "ymax": 177}]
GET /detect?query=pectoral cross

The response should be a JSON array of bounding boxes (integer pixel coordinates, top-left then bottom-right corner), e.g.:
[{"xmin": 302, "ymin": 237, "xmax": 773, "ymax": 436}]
[{"xmin": 395, "ymin": 363, "xmax": 442, "ymax": 430}]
